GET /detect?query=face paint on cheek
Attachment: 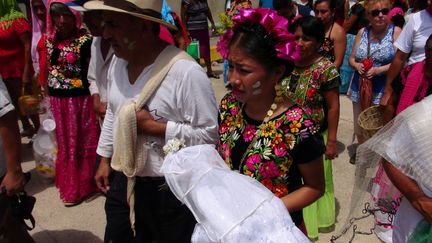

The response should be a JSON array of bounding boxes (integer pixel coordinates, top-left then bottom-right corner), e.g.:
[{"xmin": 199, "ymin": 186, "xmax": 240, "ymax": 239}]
[
  {"xmin": 122, "ymin": 37, "xmax": 136, "ymax": 50},
  {"xmin": 252, "ymin": 81, "xmax": 262, "ymax": 95}
]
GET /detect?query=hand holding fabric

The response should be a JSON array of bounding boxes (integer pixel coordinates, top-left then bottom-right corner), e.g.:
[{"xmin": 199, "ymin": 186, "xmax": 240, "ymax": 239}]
[{"xmin": 1, "ymin": 170, "xmax": 26, "ymax": 196}]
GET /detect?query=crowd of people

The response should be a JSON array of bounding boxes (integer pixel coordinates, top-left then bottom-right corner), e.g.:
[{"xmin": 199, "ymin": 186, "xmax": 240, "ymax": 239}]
[{"xmin": 0, "ymin": 0, "xmax": 431, "ymax": 242}]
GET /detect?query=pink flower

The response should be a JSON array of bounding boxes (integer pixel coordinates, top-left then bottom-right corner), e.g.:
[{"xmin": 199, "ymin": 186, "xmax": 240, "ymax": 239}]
[
  {"xmin": 274, "ymin": 143, "xmax": 287, "ymax": 157},
  {"xmin": 287, "ymin": 108, "xmax": 302, "ymax": 121},
  {"xmin": 242, "ymin": 124, "xmax": 256, "ymax": 142},
  {"xmin": 312, "ymin": 69, "xmax": 320, "ymax": 80},
  {"xmin": 259, "ymin": 161, "xmax": 279, "ymax": 179},
  {"xmin": 219, "ymin": 122, "xmax": 230, "ymax": 134},
  {"xmin": 245, "ymin": 154, "xmax": 261, "ymax": 172},
  {"xmin": 304, "ymin": 119, "xmax": 313, "ymax": 127},
  {"xmin": 275, "ymin": 119, "xmax": 283, "ymax": 129},
  {"xmin": 66, "ymin": 52, "xmax": 77, "ymax": 63},
  {"xmin": 221, "ymin": 143, "xmax": 230, "ymax": 161},
  {"xmin": 230, "ymin": 106, "xmax": 239, "ymax": 116}
]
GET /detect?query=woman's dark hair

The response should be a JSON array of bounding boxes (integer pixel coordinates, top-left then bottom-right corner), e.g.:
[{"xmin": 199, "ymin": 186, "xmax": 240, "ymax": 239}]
[
  {"xmin": 294, "ymin": 16, "xmax": 325, "ymax": 46},
  {"xmin": 273, "ymin": 0, "xmax": 293, "ymax": 10},
  {"xmin": 50, "ymin": 2, "xmax": 74, "ymax": 16},
  {"xmin": 314, "ymin": 0, "xmax": 336, "ymax": 10},
  {"xmin": 229, "ymin": 23, "xmax": 294, "ymax": 76}
]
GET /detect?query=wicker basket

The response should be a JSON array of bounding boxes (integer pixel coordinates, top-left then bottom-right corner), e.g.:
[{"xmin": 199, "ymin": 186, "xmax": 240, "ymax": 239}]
[{"xmin": 358, "ymin": 105, "xmax": 384, "ymax": 139}]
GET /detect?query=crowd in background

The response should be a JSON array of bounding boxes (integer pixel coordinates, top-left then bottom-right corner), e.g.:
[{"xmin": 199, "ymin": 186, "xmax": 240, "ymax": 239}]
[{"xmin": 0, "ymin": 0, "xmax": 431, "ymax": 242}]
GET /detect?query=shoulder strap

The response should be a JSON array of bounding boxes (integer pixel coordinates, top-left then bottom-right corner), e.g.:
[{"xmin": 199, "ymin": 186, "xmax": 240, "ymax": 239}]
[{"xmin": 366, "ymin": 27, "xmax": 371, "ymax": 58}]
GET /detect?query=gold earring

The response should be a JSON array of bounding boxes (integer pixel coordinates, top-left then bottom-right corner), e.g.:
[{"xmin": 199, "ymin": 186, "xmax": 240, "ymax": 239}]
[{"xmin": 274, "ymin": 83, "xmax": 283, "ymax": 103}]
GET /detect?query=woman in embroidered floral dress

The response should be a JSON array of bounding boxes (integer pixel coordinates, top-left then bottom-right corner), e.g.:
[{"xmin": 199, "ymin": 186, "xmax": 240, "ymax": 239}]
[
  {"xmin": 314, "ymin": 0, "xmax": 346, "ymax": 70},
  {"xmin": 46, "ymin": 0, "xmax": 99, "ymax": 206},
  {"xmin": 0, "ymin": 0, "xmax": 40, "ymax": 137},
  {"xmin": 281, "ymin": 16, "xmax": 340, "ymax": 240},
  {"xmin": 217, "ymin": 8, "xmax": 326, "ymax": 232}
]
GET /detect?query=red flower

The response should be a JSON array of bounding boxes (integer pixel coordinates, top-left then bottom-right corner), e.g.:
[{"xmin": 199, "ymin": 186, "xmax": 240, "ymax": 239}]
[
  {"xmin": 273, "ymin": 183, "xmax": 289, "ymax": 197},
  {"xmin": 306, "ymin": 88, "xmax": 317, "ymax": 98},
  {"xmin": 66, "ymin": 52, "xmax": 77, "ymax": 63},
  {"xmin": 362, "ymin": 58, "xmax": 373, "ymax": 71},
  {"xmin": 261, "ymin": 178, "xmax": 274, "ymax": 191}
]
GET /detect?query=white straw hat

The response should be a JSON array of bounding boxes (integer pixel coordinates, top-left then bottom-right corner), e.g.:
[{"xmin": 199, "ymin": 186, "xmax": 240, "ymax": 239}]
[{"xmin": 83, "ymin": 0, "xmax": 176, "ymax": 29}]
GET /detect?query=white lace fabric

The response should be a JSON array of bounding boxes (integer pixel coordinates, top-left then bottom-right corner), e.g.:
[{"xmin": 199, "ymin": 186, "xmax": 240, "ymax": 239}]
[
  {"xmin": 161, "ymin": 144, "xmax": 310, "ymax": 243},
  {"xmin": 335, "ymin": 95, "xmax": 432, "ymax": 242}
]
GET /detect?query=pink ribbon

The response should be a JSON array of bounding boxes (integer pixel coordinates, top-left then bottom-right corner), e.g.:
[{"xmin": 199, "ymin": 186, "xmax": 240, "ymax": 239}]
[{"xmin": 217, "ymin": 8, "xmax": 300, "ymax": 61}]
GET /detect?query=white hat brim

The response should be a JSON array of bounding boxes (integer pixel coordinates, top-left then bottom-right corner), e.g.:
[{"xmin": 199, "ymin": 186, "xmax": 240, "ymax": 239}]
[{"xmin": 83, "ymin": 1, "xmax": 177, "ymax": 30}]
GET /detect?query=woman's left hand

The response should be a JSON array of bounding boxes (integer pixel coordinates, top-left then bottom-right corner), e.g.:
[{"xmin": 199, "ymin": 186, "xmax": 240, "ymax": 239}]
[
  {"xmin": 325, "ymin": 142, "xmax": 338, "ymax": 160},
  {"xmin": 365, "ymin": 67, "xmax": 378, "ymax": 79}
]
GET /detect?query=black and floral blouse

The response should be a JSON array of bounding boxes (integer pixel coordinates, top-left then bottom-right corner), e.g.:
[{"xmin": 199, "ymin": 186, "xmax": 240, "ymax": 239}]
[{"xmin": 217, "ymin": 93, "xmax": 325, "ymax": 225}]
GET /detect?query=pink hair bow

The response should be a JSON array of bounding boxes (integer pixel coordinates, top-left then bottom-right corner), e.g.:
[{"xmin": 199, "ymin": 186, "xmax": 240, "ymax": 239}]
[{"xmin": 217, "ymin": 8, "xmax": 300, "ymax": 61}]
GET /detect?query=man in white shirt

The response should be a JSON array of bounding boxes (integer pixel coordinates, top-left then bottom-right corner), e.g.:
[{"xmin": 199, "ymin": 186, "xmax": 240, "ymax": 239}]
[
  {"xmin": 84, "ymin": 1, "xmax": 218, "ymax": 242},
  {"xmin": 0, "ymin": 76, "xmax": 34, "ymax": 242},
  {"xmin": 84, "ymin": 10, "xmax": 114, "ymax": 122}
]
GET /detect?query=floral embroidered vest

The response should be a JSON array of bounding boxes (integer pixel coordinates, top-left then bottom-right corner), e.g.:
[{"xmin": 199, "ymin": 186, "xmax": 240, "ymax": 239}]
[{"xmin": 46, "ymin": 31, "xmax": 91, "ymax": 97}]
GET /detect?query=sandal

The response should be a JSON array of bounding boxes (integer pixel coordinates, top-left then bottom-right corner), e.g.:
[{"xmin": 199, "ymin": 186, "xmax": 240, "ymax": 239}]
[{"xmin": 207, "ymin": 72, "xmax": 220, "ymax": 79}]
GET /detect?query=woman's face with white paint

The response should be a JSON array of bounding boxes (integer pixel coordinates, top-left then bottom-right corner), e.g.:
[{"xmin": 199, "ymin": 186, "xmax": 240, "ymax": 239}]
[{"xmin": 227, "ymin": 45, "xmax": 279, "ymax": 103}]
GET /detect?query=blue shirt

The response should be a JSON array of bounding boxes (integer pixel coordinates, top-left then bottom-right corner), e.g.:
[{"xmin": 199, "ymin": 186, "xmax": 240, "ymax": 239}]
[{"xmin": 259, "ymin": 0, "xmax": 273, "ymax": 8}]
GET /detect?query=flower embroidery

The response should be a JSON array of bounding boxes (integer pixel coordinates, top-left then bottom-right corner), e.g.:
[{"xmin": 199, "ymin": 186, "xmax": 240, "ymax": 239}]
[
  {"xmin": 306, "ymin": 87, "xmax": 317, "ymax": 98},
  {"xmin": 261, "ymin": 121, "xmax": 276, "ymax": 138},
  {"xmin": 66, "ymin": 52, "xmax": 77, "ymax": 63},
  {"xmin": 273, "ymin": 183, "xmax": 289, "ymax": 197},
  {"xmin": 274, "ymin": 143, "xmax": 287, "ymax": 157},
  {"xmin": 243, "ymin": 124, "xmax": 256, "ymax": 142},
  {"xmin": 289, "ymin": 120, "xmax": 301, "ymax": 133},
  {"xmin": 287, "ymin": 107, "xmax": 302, "ymax": 121},
  {"xmin": 217, "ymin": 93, "xmax": 321, "ymax": 202},
  {"xmin": 46, "ymin": 32, "xmax": 91, "ymax": 91},
  {"xmin": 71, "ymin": 79, "xmax": 82, "ymax": 88},
  {"xmin": 261, "ymin": 178, "xmax": 274, "ymax": 191},
  {"xmin": 259, "ymin": 161, "xmax": 279, "ymax": 179},
  {"xmin": 284, "ymin": 133, "xmax": 296, "ymax": 149},
  {"xmin": 271, "ymin": 133, "xmax": 283, "ymax": 147},
  {"xmin": 245, "ymin": 154, "xmax": 261, "ymax": 172}
]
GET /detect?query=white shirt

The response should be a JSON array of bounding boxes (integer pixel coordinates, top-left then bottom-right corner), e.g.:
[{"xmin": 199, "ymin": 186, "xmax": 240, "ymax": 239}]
[
  {"xmin": 395, "ymin": 10, "xmax": 432, "ymax": 66},
  {"xmin": 87, "ymin": 37, "xmax": 114, "ymax": 102},
  {"xmin": 0, "ymin": 76, "xmax": 14, "ymax": 177},
  {"xmin": 97, "ymin": 47, "xmax": 219, "ymax": 176}
]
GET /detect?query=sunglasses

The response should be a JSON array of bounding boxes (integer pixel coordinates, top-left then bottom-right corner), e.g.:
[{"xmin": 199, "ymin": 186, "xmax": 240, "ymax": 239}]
[{"xmin": 370, "ymin": 8, "xmax": 390, "ymax": 17}]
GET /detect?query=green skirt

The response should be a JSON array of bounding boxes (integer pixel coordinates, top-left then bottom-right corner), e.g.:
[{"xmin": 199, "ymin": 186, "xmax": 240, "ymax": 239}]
[{"xmin": 302, "ymin": 131, "xmax": 336, "ymax": 240}]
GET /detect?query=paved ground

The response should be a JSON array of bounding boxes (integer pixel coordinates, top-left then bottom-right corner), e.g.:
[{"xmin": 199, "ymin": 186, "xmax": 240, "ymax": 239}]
[{"xmin": 19, "ymin": 61, "xmax": 382, "ymax": 243}]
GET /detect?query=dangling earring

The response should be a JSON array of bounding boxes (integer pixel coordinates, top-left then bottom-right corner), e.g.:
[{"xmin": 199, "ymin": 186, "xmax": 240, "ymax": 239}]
[{"xmin": 274, "ymin": 83, "xmax": 283, "ymax": 103}]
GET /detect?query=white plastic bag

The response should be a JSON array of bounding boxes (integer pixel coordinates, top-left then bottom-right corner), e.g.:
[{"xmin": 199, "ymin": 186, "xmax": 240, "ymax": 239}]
[{"xmin": 32, "ymin": 98, "xmax": 56, "ymax": 183}]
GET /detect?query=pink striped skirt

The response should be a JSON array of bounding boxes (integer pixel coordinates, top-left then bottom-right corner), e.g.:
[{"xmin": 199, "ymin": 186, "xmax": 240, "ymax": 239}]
[{"xmin": 50, "ymin": 95, "xmax": 100, "ymax": 203}]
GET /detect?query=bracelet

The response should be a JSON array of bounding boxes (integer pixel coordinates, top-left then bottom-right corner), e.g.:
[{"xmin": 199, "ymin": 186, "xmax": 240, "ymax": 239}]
[{"xmin": 327, "ymin": 139, "xmax": 337, "ymax": 144}]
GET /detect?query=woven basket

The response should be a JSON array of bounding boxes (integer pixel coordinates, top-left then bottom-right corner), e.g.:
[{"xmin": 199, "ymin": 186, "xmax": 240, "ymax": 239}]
[{"xmin": 358, "ymin": 105, "xmax": 384, "ymax": 139}]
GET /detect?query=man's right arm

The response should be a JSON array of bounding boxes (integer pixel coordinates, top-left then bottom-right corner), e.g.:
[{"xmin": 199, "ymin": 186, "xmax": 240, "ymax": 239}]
[
  {"xmin": 95, "ymin": 100, "xmax": 115, "ymax": 192},
  {"xmin": 0, "ymin": 110, "xmax": 25, "ymax": 196}
]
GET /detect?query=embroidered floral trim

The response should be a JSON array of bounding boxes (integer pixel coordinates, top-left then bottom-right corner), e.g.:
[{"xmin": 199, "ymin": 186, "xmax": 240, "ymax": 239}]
[
  {"xmin": 46, "ymin": 32, "xmax": 91, "ymax": 90},
  {"xmin": 217, "ymin": 93, "xmax": 320, "ymax": 197}
]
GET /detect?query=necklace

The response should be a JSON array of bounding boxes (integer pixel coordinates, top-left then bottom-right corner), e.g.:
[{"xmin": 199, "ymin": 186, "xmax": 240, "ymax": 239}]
[{"xmin": 225, "ymin": 99, "xmax": 279, "ymax": 172}]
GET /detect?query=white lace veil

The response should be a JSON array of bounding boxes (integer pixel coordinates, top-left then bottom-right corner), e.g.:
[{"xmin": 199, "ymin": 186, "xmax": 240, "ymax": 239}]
[
  {"xmin": 161, "ymin": 144, "xmax": 310, "ymax": 243},
  {"xmin": 332, "ymin": 95, "xmax": 432, "ymax": 242}
]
